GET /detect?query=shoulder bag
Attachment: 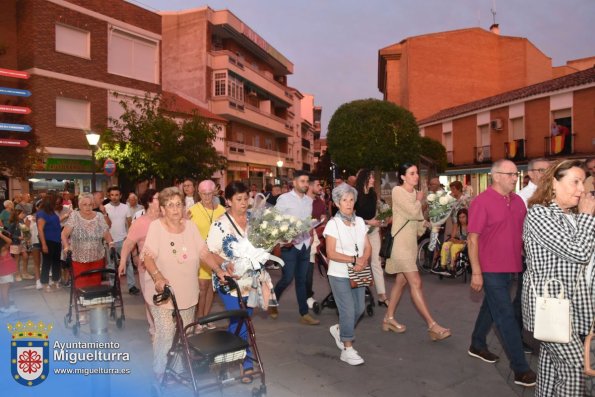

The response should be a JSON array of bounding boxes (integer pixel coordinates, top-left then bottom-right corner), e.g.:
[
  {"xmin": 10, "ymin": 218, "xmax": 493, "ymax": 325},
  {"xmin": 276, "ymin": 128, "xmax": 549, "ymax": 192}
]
[
  {"xmin": 379, "ymin": 220, "xmax": 409, "ymax": 259},
  {"xmin": 529, "ymin": 275, "xmax": 571, "ymax": 343},
  {"xmin": 333, "ymin": 219, "xmax": 373, "ymax": 288},
  {"xmin": 585, "ymin": 318, "xmax": 595, "ymax": 376}
]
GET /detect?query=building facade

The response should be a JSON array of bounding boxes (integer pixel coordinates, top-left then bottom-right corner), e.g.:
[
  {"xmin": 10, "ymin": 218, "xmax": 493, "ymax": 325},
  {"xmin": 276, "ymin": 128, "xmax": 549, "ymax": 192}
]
[
  {"xmin": 1, "ymin": 0, "xmax": 162, "ymax": 196},
  {"xmin": 161, "ymin": 7, "xmax": 318, "ymax": 190},
  {"xmin": 418, "ymin": 68, "xmax": 595, "ymax": 194}
]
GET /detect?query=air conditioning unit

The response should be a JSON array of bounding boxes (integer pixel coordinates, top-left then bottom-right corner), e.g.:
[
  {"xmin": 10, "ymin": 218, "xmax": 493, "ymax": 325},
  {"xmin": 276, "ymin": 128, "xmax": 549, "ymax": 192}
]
[{"xmin": 490, "ymin": 118, "xmax": 503, "ymax": 131}]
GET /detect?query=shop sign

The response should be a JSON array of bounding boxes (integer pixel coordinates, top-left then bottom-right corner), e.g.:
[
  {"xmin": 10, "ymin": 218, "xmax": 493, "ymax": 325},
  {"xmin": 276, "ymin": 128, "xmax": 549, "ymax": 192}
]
[
  {"xmin": 0, "ymin": 104, "xmax": 31, "ymax": 114},
  {"xmin": 0, "ymin": 139, "xmax": 29, "ymax": 147},
  {"xmin": 0, "ymin": 68, "xmax": 30, "ymax": 79},
  {"xmin": 45, "ymin": 158, "xmax": 93, "ymax": 172},
  {"xmin": 0, "ymin": 87, "xmax": 31, "ymax": 97},
  {"xmin": 103, "ymin": 158, "xmax": 116, "ymax": 176}
]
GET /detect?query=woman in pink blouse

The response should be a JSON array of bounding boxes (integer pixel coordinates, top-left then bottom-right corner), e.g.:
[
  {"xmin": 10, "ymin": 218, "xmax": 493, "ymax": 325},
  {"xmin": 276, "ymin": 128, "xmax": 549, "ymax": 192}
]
[
  {"xmin": 118, "ymin": 189, "xmax": 159, "ymax": 338},
  {"xmin": 141, "ymin": 187, "xmax": 227, "ymax": 381}
]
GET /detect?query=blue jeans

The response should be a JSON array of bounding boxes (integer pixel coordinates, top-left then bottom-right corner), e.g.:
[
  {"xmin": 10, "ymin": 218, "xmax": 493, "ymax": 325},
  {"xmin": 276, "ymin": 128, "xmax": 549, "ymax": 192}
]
[
  {"xmin": 108, "ymin": 240, "xmax": 136, "ymax": 290},
  {"xmin": 471, "ymin": 272, "xmax": 529, "ymax": 373},
  {"xmin": 218, "ymin": 290, "xmax": 254, "ymax": 371},
  {"xmin": 328, "ymin": 276, "xmax": 365, "ymax": 342},
  {"xmin": 274, "ymin": 245, "xmax": 310, "ymax": 316}
]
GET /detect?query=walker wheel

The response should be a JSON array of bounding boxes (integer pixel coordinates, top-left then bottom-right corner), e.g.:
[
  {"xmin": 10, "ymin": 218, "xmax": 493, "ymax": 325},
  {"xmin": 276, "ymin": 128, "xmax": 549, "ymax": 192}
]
[
  {"xmin": 72, "ymin": 323, "xmax": 79, "ymax": 336},
  {"xmin": 312, "ymin": 302, "xmax": 320, "ymax": 314},
  {"xmin": 116, "ymin": 317, "xmax": 124, "ymax": 329}
]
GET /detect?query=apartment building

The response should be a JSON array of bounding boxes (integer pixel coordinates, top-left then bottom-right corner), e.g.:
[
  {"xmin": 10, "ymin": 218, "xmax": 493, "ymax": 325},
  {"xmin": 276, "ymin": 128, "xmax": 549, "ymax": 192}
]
[
  {"xmin": 379, "ymin": 26, "xmax": 571, "ymax": 121},
  {"xmin": 161, "ymin": 7, "xmax": 316, "ymax": 189},
  {"xmin": 419, "ymin": 67, "xmax": 595, "ymax": 193},
  {"xmin": 0, "ymin": 0, "xmax": 161, "ymax": 195}
]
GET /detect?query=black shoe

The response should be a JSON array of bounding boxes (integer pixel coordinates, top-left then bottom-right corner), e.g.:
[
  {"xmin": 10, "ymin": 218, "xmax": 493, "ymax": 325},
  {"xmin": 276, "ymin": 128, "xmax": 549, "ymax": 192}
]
[
  {"xmin": 468, "ymin": 346, "xmax": 499, "ymax": 363},
  {"xmin": 514, "ymin": 370, "xmax": 536, "ymax": 387},
  {"xmin": 128, "ymin": 286, "xmax": 140, "ymax": 295},
  {"xmin": 377, "ymin": 299, "xmax": 389, "ymax": 308}
]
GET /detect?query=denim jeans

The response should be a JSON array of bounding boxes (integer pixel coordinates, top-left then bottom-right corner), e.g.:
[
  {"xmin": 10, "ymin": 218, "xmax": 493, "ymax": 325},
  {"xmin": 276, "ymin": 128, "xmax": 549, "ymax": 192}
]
[
  {"xmin": 108, "ymin": 240, "xmax": 136, "ymax": 290},
  {"xmin": 274, "ymin": 245, "xmax": 310, "ymax": 316},
  {"xmin": 218, "ymin": 290, "xmax": 254, "ymax": 371},
  {"xmin": 328, "ymin": 275, "xmax": 365, "ymax": 342},
  {"xmin": 471, "ymin": 272, "xmax": 529, "ymax": 373}
]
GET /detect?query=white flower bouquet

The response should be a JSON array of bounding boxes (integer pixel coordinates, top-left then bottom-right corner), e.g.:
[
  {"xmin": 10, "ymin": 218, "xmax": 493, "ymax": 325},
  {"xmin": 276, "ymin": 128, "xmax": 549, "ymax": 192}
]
[
  {"xmin": 368, "ymin": 201, "xmax": 392, "ymax": 234},
  {"xmin": 426, "ymin": 190, "xmax": 457, "ymax": 250}
]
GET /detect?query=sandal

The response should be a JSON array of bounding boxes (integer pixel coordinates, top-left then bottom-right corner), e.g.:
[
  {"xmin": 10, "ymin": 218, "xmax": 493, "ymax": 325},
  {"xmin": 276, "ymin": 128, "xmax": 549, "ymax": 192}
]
[
  {"xmin": 382, "ymin": 317, "xmax": 406, "ymax": 333},
  {"xmin": 428, "ymin": 321, "xmax": 451, "ymax": 341},
  {"xmin": 377, "ymin": 299, "xmax": 389, "ymax": 308},
  {"xmin": 241, "ymin": 368, "xmax": 254, "ymax": 384}
]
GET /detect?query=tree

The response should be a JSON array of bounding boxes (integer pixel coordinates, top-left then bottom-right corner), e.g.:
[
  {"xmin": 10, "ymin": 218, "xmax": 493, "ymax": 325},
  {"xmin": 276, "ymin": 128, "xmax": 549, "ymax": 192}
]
[
  {"xmin": 326, "ymin": 99, "xmax": 420, "ymax": 172},
  {"xmin": 419, "ymin": 136, "xmax": 448, "ymax": 173},
  {"xmin": 97, "ymin": 94, "xmax": 226, "ymax": 187}
]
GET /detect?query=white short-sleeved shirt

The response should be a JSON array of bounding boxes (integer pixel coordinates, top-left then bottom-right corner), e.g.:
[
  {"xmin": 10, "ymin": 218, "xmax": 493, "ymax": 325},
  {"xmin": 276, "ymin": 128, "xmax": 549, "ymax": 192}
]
[
  {"xmin": 323, "ymin": 217, "xmax": 367, "ymax": 278},
  {"xmin": 105, "ymin": 202, "xmax": 129, "ymax": 242}
]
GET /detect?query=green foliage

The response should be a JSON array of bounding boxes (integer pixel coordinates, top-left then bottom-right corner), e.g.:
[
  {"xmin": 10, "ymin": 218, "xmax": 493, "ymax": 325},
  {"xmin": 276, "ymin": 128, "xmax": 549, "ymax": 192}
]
[
  {"xmin": 97, "ymin": 94, "xmax": 226, "ymax": 185},
  {"xmin": 419, "ymin": 136, "xmax": 448, "ymax": 173},
  {"xmin": 327, "ymin": 99, "xmax": 420, "ymax": 172},
  {"xmin": 0, "ymin": 132, "xmax": 44, "ymax": 179}
]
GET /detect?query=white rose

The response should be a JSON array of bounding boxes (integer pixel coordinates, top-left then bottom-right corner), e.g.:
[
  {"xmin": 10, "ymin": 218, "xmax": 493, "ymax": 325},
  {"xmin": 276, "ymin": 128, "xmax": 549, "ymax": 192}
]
[
  {"xmin": 427, "ymin": 193, "xmax": 437, "ymax": 202},
  {"xmin": 296, "ymin": 220, "xmax": 303, "ymax": 228},
  {"xmin": 280, "ymin": 223, "xmax": 289, "ymax": 232},
  {"xmin": 436, "ymin": 190, "xmax": 445, "ymax": 197},
  {"xmin": 274, "ymin": 215, "xmax": 283, "ymax": 221},
  {"xmin": 263, "ymin": 209, "xmax": 272, "ymax": 216},
  {"xmin": 439, "ymin": 196, "xmax": 449, "ymax": 205},
  {"xmin": 260, "ymin": 221, "xmax": 268, "ymax": 230},
  {"xmin": 448, "ymin": 195, "xmax": 456, "ymax": 203},
  {"xmin": 271, "ymin": 229, "xmax": 278, "ymax": 237}
]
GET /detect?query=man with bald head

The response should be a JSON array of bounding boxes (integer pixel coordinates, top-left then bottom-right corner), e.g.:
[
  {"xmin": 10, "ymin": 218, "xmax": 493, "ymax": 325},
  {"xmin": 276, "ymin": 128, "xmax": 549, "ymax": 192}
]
[{"xmin": 466, "ymin": 159, "xmax": 536, "ymax": 387}]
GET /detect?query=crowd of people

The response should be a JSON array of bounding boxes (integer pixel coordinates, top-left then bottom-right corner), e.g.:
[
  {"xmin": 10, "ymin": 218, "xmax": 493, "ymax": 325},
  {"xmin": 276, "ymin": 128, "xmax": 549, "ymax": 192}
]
[{"xmin": 0, "ymin": 155, "xmax": 593, "ymax": 394}]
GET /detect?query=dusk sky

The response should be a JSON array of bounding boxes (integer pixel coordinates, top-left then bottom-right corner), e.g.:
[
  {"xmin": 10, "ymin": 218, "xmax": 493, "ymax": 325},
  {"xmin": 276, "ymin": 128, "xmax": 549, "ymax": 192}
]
[{"xmin": 135, "ymin": 0, "xmax": 595, "ymax": 135}]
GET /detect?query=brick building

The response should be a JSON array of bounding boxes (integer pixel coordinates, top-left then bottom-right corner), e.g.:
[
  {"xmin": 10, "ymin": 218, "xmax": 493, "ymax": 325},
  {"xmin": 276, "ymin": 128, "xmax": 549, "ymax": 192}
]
[
  {"xmin": 161, "ymin": 7, "xmax": 319, "ymax": 189},
  {"xmin": 1, "ymin": 0, "xmax": 162, "ymax": 195},
  {"xmin": 418, "ymin": 67, "xmax": 595, "ymax": 193}
]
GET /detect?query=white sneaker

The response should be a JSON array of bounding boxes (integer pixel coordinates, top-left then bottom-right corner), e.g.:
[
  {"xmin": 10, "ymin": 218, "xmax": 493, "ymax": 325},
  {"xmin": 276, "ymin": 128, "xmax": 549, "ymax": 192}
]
[
  {"xmin": 36, "ymin": 280, "xmax": 43, "ymax": 290},
  {"xmin": 329, "ymin": 324, "xmax": 344, "ymax": 350},
  {"xmin": 340, "ymin": 347, "xmax": 364, "ymax": 366},
  {"xmin": 306, "ymin": 297, "xmax": 316, "ymax": 309}
]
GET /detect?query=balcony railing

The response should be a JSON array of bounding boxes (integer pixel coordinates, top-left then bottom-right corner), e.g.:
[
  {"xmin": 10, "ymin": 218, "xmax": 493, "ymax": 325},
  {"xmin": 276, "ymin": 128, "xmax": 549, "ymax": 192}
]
[
  {"xmin": 544, "ymin": 134, "xmax": 574, "ymax": 157},
  {"xmin": 228, "ymin": 141, "xmax": 281, "ymax": 158},
  {"xmin": 474, "ymin": 145, "xmax": 491, "ymax": 163},
  {"xmin": 505, "ymin": 139, "xmax": 526, "ymax": 161},
  {"xmin": 301, "ymin": 138, "xmax": 311, "ymax": 149}
]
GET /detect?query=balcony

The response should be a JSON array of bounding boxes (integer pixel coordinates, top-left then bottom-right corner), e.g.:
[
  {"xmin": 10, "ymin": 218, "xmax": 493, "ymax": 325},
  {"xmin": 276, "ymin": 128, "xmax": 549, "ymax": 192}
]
[
  {"xmin": 505, "ymin": 139, "xmax": 526, "ymax": 161},
  {"xmin": 301, "ymin": 138, "xmax": 311, "ymax": 150},
  {"xmin": 474, "ymin": 145, "xmax": 491, "ymax": 163},
  {"xmin": 544, "ymin": 134, "xmax": 574, "ymax": 157},
  {"xmin": 209, "ymin": 51, "xmax": 292, "ymax": 105},
  {"xmin": 446, "ymin": 151, "xmax": 454, "ymax": 165},
  {"xmin": 211, "ymin": 97, "xmax": 292, "ymax": 137},
  {"xmin": 227, "ymin": 141, "xmax": 285, "ymax": 166}
]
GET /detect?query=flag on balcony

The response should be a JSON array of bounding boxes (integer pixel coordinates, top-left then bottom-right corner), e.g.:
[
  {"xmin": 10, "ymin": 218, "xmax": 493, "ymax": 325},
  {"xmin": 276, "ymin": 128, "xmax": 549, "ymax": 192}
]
[
  {"xmin": 551, "ymin": 135, "xmax": 565, "ymax": 154},
  {"xmin": 507, "ymin": 141, "xmax": 518, "ymax": 158}
]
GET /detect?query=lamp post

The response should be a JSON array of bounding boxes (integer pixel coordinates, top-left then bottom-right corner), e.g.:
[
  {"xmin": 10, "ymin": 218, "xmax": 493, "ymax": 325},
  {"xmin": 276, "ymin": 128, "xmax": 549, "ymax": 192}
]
[
  {"xmin": 85, "ymin": 131, "xmax": 100, "ymax": 192},
  {"xmin": 276, "ymin": 160, "xmax": 283, "ymax": 184}
]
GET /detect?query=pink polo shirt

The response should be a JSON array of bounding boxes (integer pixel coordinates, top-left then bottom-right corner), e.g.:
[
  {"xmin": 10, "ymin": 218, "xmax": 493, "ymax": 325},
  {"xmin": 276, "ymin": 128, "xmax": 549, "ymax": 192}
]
[{"xmin": 468, "ymin": 186, "xmax": 526, "ymax": 273}]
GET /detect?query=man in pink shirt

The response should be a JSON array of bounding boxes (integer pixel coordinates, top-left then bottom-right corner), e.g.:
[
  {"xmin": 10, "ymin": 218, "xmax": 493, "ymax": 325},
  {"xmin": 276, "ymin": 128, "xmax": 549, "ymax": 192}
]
[{"xmin": 467, "ymin": 159, "xmax": 536, "ymax": 388}]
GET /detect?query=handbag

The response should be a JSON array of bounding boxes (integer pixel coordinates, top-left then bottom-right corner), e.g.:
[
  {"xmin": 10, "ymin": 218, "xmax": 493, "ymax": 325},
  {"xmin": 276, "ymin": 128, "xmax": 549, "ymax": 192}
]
[
  {"xmin": 530, "ymin": 277, "xmax": 571, "ymax": 343},
  {"xmin": 347, "ymin": 264, "xmax": 373, "ymax": 288},
  {"xmin": 379, "ymin": 221, "xmax": 409, "ymax": 259},
  {"xmin": 585, "ymin": 319, "xmax": 595, "ymax": 376}
]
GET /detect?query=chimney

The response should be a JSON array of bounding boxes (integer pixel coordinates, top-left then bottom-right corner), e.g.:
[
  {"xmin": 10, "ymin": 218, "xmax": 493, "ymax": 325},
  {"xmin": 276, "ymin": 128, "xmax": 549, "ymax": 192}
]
[{"xmin": 489, "ymin": 23, "xmax": 500, "ymax": 35}]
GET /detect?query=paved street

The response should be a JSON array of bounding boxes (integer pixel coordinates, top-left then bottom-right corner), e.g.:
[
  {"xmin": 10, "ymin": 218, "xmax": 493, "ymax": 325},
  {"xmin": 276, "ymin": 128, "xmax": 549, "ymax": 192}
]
[{"xmin": 3, "ymin": 267, "xmax": 537, "ymax": 397}]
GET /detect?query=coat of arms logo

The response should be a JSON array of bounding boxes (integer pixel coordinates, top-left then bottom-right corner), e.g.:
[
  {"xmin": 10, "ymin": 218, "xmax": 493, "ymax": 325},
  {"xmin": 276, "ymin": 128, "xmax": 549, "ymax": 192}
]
[{"xmin": 8, "ymin": 320, "xmax": 53, "ymax": 387}]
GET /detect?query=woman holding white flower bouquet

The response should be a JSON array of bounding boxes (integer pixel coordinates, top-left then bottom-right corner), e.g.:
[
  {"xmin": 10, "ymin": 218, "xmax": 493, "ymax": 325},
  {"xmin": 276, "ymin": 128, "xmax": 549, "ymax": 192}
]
[
  {"xmin": 384, "ymin": 163, "xmax": 451, "ymax": 341},
  {"xmin": 323, "ymin": 183, "xmax": 371, "ymax": 365}
]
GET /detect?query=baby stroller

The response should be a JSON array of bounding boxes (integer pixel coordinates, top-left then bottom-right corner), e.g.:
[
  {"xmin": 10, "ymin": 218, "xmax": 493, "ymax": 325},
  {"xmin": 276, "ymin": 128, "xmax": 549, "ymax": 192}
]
[
  {"xmin": 152, "ymin": 277, "xmax": 266, "ymax": 397},
  {"xmin": 313, "ymin": 234, "xmax": 375, "ymax": 317},
  {"xmin": 63, "ymin": 248, "xmax": 125, "ymax": 335}
]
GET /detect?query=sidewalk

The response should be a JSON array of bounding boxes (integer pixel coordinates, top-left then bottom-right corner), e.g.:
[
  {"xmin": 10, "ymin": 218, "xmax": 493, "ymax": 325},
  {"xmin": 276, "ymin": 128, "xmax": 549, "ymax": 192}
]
[{"xmin": 2, "ymin": 267, "xmax": 537, "ymax": 397}]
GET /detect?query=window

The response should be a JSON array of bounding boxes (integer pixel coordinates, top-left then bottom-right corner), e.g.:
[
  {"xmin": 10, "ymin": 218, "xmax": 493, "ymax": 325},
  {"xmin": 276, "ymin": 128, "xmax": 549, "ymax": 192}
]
[
  {"xmin": 212, "ymin": 71, "xmax": 244, "ymax": 102},
  {"xmin": 264, "ymin": 138, "xmax": 273, "ymax": 150},
  {"xmin": 236, "ymin": 131, "xmax": 244, "ymax": 144},
  {"xmin": 55, "ymin": 24, "xmax": 90, "ymax": 58},
  {"xmin": 510, "ymin": 117, "xmax": 524, "ymax": 140},
  {"xmin": 478, "ymin": 124, "xmax": 490, "ymax": 147},
  {"xmin": 56, "ymin": 97, "xmax": 90, "ymax": 129},
  {"xmin": 253, "ymin": 136, "xmax": 260, "ymax": 147},
  {"xmin": 442, "ymin": 131, "xmax": 452, "ymax": 151},
  {"xmin": 108, "ymin": 28, "xmax": 158, "ymax": 83}
]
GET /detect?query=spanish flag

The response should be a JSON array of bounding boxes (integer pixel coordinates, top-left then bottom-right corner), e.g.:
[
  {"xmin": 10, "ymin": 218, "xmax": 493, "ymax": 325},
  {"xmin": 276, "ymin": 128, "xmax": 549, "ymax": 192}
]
[
  {"xmin": 508, "ymin": 141, "xmax": 518, "ymax": 158},
  {"xmin": 551, "ymin": 135, "xmax": 565, "ymax": 154}
]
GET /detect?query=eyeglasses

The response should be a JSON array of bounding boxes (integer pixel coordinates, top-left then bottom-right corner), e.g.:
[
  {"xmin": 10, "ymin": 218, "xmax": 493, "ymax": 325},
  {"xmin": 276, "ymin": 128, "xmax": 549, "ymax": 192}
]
[
  {"xmin": 529, "ymin": 168, "xmax": 547, "ymax": 173},
  {"xmin": 164, "ymin": 202, "xmax": 183, "ymax": 209},
  {"xmin": 199, "ymin": 191, "xmax": 214, "ymax": 196},
  {"xmin": 495, "ymin": 172, "xmax": 520, "ymax": 177}
]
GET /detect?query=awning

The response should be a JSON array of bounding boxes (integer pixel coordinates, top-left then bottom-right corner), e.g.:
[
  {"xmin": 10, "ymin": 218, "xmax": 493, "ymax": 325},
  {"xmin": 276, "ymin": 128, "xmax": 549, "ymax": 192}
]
[{"xmin": 32, "ymin": 172, "xmax": 109, "ymax": 180}]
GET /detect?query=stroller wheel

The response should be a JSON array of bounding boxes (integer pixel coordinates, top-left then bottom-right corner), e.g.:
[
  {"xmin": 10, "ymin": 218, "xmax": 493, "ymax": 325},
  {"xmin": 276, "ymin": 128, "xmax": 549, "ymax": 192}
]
[
  {"xmin": 72, "ymin": 323, "xmax": 79, "ymax": 336},
  {"xmin": 312, "ymin": 301, "xmax": 320, "ymax": 314},
  {"xmin": 366, "ymin": 305, "xmax": 374, "ymax": 317},
  {"xmin": 116, "ymin": 317, "xmax": 124, "ymax": 329}
]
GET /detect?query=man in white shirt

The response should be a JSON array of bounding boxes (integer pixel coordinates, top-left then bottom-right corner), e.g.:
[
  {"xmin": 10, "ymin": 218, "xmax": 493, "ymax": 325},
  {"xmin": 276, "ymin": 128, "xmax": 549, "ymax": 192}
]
[
  {"xmin": 518, "ymin": 158, "xmax": 550, "ymax": 208},
  {"xmin": 126, "ymin": 193, "xmax": 144, "ymax": 226},
  {"xmin": 273, "ymin": 171, "xmax": 319, "ymax": 325},
  {"xmin": 105, "ymin": 186, "xmax": 139, "ymax": 295}
]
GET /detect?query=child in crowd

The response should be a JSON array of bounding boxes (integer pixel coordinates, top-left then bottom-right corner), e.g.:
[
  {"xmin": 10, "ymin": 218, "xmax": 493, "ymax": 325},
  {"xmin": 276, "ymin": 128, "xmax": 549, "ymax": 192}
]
[{"xmin": 0, "ymin": 230, "xmax": 18, "ymax": 316}]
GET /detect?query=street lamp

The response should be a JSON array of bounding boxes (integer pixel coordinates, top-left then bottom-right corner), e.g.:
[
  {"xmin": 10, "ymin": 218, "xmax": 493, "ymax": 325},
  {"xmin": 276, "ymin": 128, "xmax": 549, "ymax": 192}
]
[
  {"xmin": 85, "ymin": 131, "xmax": 100, "ymax": 192},
  {"xmin": 276, "ymin": 160, "xmax": 283, "ymax": 184}
]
